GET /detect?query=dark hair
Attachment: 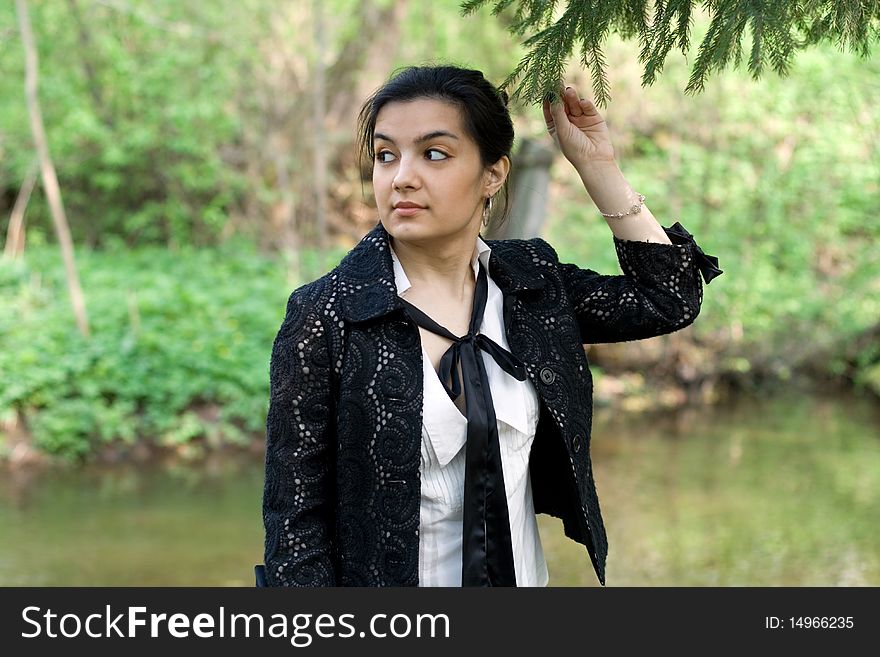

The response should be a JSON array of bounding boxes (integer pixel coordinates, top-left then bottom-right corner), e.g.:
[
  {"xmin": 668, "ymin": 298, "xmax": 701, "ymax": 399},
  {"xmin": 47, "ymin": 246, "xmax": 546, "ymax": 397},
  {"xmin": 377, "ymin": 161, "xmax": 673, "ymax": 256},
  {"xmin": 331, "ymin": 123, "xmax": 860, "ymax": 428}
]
[{"xmin": 356, "ymin": 65, "xmax": 515, "ymax": 227}]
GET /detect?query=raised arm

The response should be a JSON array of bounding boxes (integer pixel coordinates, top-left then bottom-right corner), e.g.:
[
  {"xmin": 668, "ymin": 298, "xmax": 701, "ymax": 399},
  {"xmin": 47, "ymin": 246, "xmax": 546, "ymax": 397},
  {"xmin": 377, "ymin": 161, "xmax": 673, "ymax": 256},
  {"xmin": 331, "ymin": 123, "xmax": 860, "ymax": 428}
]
[
  {"xmin": 263, "ymin": 278, "xmax": 337, "ymax": 586},
  {"xmin": 541, "ymin": 84, "xmax": 723, "ymax": 344}
]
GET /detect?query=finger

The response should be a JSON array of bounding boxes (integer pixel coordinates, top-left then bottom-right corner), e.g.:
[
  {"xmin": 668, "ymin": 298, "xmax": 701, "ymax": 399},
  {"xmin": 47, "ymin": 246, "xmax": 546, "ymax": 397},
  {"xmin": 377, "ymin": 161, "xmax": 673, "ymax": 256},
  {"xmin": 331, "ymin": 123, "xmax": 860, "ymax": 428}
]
[
  {"xmin": 563, "ymin": 86, "xmax": 581, "ymax": 115},
  {"xmin": 549, "ymin": 95, "xmax": 569, "ymax": 126},
  {"xmin": 542, "ymin": 97, "xmax": 554, "ymax": 129},
  {"xmin": 578, "ymin": 96, "xmax": 599, "ymax": 116}
]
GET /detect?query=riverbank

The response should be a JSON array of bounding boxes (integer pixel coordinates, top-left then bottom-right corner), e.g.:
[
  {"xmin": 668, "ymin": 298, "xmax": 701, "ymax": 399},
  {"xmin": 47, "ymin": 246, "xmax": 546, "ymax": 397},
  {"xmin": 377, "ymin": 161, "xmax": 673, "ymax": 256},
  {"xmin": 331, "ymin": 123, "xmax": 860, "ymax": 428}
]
[{"xmin": 2, "ymin": 368, "xmax": 867, "ymax": 470}]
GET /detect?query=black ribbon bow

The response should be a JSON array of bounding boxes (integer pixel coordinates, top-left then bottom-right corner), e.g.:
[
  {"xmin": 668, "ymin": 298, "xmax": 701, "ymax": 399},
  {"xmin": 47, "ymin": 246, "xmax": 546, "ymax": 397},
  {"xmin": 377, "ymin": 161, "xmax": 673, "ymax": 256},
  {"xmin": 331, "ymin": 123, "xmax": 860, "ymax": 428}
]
[
  {"xmin": 399, "ymin": 260, "xmax": 526, "ymax": 587},
  {"xmin": 665, "ymin": 221, "xmax": 724, "ymax": 284}
]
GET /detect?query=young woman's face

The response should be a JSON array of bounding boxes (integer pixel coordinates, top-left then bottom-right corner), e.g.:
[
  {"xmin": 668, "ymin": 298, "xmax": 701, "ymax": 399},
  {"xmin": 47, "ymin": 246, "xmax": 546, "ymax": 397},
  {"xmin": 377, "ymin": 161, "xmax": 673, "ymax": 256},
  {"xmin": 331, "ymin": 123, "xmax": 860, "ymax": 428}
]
[{"xmin": 372, "ymin": 97, "xmax": 501, "ymax": 245}]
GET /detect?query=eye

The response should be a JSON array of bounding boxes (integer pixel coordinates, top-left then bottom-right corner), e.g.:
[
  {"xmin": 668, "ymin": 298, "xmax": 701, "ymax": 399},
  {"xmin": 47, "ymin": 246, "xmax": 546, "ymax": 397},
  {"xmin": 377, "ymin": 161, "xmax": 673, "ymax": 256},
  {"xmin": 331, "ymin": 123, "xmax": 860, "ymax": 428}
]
[
  {"xmin": 375, "ymin": 150, "xmax": 395, "ymax": 163},
  {"xmin": 426, "ymin": 149, "xmax": 448, "ymax": 161}
]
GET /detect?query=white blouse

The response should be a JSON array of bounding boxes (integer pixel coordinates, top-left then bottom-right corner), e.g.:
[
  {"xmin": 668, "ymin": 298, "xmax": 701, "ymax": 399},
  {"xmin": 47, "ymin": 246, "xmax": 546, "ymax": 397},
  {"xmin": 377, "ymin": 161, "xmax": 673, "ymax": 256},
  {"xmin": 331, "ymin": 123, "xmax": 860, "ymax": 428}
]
[{"xmin": 389, "ymin": 237, "xmax": 550, "ymax": 587}]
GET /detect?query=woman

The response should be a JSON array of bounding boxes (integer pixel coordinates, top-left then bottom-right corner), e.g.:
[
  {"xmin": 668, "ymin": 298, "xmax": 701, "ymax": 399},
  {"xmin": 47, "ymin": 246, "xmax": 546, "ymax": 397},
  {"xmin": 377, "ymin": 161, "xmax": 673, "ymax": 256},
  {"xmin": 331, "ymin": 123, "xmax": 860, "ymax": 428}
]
[{"xmin": 261, "ymin": 65, "xmax": 722, "ymax": 587}]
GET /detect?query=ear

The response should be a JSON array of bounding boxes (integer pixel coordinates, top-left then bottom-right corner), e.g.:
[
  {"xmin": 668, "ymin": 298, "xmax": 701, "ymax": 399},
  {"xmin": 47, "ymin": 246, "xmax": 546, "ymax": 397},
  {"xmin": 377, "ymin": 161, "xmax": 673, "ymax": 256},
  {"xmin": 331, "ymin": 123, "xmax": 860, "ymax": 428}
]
[{"xmin": 484, "ymin": 155, "xmax": 510, "ymax": 197}]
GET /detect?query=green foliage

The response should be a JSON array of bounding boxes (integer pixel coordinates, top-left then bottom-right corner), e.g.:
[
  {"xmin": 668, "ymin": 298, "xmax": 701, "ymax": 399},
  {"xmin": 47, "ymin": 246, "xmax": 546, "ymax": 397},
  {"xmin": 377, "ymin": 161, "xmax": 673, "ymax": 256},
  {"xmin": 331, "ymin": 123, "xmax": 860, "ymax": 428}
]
[
  {"xmin": 0, "ymin": 0, "xmax": 522, "ymax": 250},
  {"xmin": 1, "ymin": 1, "xmax": 251, "ymax": 248},
  {"xmin": 0, "ymin": 243, "xmax": 346, "ymax": 462},
  {"xmin": 461, "ymin": 0, "xmax": 880, "ymax": 106}
]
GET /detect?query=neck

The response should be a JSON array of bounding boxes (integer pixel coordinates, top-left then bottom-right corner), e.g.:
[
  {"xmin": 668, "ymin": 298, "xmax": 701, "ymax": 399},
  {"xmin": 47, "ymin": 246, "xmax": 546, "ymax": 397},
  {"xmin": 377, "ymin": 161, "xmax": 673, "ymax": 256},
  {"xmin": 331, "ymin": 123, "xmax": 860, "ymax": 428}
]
[{"xmin": 389, "ymin": 227, "xmax": 481, "ymax": 300}]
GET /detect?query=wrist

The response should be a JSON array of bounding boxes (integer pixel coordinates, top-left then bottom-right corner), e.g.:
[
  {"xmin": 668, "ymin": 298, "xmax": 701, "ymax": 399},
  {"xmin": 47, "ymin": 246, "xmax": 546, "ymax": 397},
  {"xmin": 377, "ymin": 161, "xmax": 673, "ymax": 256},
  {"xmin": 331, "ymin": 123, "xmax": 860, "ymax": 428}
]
[
  {"xmin": 574, "ymin": 160, "xmax": 641, "ymax": 214},
  {"xmin": 573, "ymin": 157, "xmax": 622, "ymax": 184}
]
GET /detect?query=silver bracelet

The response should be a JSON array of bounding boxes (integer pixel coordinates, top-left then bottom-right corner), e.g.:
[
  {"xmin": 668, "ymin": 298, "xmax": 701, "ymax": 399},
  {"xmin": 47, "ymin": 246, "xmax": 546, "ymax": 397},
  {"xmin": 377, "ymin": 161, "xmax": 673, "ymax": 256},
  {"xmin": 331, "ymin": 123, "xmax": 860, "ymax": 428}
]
[{"xmin": 599, "ymin": 192, "xmax": 646, "ymax": 218}]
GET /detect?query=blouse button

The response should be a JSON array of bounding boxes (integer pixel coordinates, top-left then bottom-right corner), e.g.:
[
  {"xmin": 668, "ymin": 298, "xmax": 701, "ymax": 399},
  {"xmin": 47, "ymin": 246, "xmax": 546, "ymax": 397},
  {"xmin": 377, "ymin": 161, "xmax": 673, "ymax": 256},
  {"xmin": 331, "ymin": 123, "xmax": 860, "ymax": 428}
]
[
  {"xmin": 539, "ymin": 367, "xmax": 556, "ymax": 385},
  {"xmin": 572, "ymin": 435, "xmax": 582, "ymax": 453}
]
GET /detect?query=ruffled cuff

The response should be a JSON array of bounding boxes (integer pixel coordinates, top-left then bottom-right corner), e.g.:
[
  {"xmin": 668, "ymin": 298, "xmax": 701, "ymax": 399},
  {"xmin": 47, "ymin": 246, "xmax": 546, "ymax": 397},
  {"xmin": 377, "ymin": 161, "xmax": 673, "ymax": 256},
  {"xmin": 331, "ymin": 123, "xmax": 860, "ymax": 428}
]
[
  {"xmin": 612, "ymin": 221, "xmax": 724, "ymax": 285},
  {"xmin": 664, "ymin": 222, "xmax": 723, "ymax": 284}
]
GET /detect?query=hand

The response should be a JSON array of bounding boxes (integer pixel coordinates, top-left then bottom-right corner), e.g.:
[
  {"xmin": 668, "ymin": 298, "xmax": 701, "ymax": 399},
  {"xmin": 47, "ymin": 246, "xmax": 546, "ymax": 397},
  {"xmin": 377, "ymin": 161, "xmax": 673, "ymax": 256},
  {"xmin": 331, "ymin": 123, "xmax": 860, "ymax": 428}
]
[{"xmin": 543, "ymin": 84, "xmax": 616, "ymax": 168}]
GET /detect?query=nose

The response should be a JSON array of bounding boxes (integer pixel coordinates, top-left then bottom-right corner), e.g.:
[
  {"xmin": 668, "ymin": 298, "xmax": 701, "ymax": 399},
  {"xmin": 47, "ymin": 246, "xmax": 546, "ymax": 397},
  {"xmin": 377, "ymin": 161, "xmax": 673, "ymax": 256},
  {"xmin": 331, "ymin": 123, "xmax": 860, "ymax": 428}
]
[{"xmin": 392, "ymin": 153, "xmax": 420, "ymax": 191}]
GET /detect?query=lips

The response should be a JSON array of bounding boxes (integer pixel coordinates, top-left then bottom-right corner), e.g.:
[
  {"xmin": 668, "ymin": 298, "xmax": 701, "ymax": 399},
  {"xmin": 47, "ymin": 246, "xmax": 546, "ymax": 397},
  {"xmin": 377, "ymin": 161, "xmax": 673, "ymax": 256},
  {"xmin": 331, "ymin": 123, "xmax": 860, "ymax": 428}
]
[{"xmin": 393, "ymin": 202, "xmax": 425, "ymax": 217}]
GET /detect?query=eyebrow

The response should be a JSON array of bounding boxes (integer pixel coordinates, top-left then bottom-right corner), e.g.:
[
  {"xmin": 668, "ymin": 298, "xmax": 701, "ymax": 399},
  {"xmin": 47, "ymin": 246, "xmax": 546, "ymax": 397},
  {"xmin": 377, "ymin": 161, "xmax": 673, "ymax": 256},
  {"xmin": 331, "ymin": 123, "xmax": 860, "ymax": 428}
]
[{"xmin": 373, "ymin": 130, "xmax": 460, "ymax": 146}]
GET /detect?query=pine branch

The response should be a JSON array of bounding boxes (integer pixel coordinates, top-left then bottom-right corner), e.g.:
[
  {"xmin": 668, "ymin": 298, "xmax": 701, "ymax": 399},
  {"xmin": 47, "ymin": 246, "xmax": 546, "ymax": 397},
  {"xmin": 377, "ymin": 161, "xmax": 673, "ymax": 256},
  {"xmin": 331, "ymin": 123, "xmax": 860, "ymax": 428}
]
[
  {"xmin": 462, "ymin": 0, "xmax": 880, "ymax": 107},
  {"xmin": 498, "ymin": 6, "xmax": 579, "ymax": 104}
]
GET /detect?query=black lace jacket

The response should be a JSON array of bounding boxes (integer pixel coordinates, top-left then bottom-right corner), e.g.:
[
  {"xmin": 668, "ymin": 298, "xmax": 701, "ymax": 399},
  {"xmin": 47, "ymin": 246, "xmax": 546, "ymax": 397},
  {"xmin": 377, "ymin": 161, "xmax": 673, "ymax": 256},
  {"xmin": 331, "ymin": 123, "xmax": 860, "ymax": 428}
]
[{"xmin": 262, "ymin": 220, "xmax": 722, "ymax": 586}]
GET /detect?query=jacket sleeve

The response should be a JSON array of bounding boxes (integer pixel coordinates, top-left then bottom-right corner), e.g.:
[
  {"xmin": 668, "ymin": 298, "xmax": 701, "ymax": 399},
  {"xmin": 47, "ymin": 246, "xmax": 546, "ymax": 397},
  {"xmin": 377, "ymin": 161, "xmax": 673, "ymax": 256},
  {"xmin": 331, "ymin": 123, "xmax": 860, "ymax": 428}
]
[
  {"xmin": 542, "ymin": 221, "xmax": 723, "ymax": 344},
  {"xmin": 262, "ymin": 278, "xmax": 337, "ymax": 586}
]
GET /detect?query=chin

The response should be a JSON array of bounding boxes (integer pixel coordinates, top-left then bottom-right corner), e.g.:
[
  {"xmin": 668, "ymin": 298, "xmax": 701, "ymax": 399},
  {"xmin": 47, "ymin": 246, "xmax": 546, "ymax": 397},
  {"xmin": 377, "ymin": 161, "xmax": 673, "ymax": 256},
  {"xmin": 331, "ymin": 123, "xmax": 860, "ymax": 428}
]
[
  {"xmin": 381, "ymin": 217, "xmax": 431, "ymax": 240},
  {"xmin": 380, "ymin": 215, "xmax": 472, "ymax": 246}
]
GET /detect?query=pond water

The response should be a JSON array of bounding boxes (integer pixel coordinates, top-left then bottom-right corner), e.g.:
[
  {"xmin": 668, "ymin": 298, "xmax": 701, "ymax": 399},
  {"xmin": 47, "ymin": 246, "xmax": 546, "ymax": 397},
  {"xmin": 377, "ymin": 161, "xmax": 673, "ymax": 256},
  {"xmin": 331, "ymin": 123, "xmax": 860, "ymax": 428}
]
[{"xmin": 1, "ymin": 390, "xmax": 878, "ymax": 586}]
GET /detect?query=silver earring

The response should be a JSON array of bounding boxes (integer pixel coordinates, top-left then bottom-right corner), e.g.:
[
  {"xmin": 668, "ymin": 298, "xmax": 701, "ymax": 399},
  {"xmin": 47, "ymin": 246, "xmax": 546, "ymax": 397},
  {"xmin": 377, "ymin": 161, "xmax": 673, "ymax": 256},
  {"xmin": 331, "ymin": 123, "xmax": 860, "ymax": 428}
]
[{"xmin": 482, "ymin": 196, "xmax": 494, "ymax": 227}]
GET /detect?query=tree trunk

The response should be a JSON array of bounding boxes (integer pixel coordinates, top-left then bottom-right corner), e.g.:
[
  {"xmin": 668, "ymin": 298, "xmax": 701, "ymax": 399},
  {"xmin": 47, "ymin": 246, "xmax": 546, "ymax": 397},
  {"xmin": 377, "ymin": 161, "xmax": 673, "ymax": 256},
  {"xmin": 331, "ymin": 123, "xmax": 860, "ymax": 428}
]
[
  {"xmin": 486, "ymin": 137, "xmax": 553, "ymax": 240},
  {"xmin": 16, "ymin": 0, "xmax": 90, "ymax": 338},
  {"xmin": 4, "ymin": 158, "xmax": 37, "ymax": 259}
]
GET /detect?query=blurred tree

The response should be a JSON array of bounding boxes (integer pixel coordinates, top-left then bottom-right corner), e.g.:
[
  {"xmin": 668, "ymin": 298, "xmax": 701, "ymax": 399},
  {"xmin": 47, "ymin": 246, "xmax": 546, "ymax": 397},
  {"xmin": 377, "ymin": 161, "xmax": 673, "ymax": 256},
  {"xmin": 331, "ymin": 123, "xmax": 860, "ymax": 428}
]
[
  {"xmin": 462, "ymin": 0, "xmax": 880, "ymax": 107},
  {"xmin": 15, "ymin": 0, "xmax": 89, "ymax": 337},
  {"xmin": 3, "ymin": 158, "xmax": 36, "ymax": 259}
]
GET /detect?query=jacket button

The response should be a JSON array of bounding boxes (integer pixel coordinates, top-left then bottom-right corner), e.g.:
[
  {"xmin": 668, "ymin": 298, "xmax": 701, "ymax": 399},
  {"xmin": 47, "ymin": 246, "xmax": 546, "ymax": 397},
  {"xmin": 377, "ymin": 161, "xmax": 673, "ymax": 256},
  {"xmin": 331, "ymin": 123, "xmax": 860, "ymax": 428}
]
[
  {"xmin": 539, "ymin": 367, "xmax": 556, "ymax": 385},
  {"xmin": 572, "ymin": 435, "xmax": 582, "ymax": 453}
]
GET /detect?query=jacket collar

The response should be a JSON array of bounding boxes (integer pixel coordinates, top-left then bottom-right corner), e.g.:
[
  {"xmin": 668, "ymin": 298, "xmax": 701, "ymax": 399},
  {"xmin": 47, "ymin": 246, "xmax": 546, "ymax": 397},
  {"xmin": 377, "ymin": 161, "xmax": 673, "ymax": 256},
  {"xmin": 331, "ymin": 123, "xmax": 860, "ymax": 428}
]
[{"xmin": 337, "ymin": 222, "xmax": 546, "ymax": 324}]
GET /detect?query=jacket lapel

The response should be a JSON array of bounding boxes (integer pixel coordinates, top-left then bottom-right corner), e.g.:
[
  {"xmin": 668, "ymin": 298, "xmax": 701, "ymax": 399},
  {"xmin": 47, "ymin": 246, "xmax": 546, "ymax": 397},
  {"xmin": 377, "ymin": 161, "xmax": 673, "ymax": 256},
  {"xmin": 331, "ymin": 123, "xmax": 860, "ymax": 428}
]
[
  {"xmin": 336, "ymin": 222, "xmax": 547, "ymax": 324},
  {"xmin": 336, "ymin": 223, "xmax": 406, "ymax": 324}
]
